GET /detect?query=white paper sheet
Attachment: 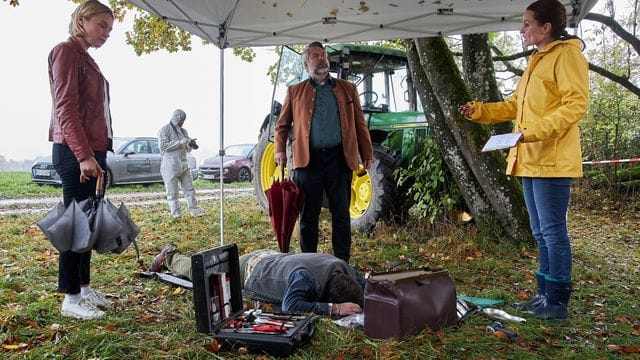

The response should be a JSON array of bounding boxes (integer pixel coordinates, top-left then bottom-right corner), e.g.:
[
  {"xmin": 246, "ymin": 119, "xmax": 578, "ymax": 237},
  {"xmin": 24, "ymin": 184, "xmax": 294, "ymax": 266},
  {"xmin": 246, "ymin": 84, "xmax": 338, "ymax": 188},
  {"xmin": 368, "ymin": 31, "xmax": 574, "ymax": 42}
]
[{"xmin": 481, "ymin": 133, "xmax": 522, "ymax": 152}]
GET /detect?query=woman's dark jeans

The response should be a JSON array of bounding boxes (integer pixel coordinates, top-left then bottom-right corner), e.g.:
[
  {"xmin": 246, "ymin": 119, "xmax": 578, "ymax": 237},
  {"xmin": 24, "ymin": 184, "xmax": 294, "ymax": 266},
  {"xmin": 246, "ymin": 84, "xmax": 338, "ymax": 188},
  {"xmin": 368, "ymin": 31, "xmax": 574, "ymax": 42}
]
[
  {"xmin": 52, "ymin": 144, "xmax": 106, "ymax": 294},
  {"xmin": 522, "ymin": 177, "xmax": 573, "ymax": 282}
]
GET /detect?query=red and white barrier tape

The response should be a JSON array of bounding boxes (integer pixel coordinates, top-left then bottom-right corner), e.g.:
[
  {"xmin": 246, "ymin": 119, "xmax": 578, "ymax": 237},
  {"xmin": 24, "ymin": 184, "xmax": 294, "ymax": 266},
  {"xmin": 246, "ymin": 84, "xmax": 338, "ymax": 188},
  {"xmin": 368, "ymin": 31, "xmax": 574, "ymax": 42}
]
[{"xmin": 583, "ymin": 158, "xmax": 640, "ymax": 165}]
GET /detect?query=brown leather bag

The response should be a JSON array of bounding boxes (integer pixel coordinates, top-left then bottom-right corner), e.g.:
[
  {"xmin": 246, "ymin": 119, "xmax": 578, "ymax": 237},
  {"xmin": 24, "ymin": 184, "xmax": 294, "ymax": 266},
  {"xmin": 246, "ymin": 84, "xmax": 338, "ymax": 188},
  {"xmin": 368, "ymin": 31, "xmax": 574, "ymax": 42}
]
[{"xmin": 364, "ymin": 262, "xmax": 457, "ymax": 339}]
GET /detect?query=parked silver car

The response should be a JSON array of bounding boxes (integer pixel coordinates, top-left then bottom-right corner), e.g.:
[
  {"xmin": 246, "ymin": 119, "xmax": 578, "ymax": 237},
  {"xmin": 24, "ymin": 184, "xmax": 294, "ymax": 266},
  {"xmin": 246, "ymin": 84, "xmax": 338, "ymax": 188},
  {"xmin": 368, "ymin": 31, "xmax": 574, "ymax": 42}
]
[{"xmin": 31, "ymin": 137, "xmax": 198, "ymax": 187}]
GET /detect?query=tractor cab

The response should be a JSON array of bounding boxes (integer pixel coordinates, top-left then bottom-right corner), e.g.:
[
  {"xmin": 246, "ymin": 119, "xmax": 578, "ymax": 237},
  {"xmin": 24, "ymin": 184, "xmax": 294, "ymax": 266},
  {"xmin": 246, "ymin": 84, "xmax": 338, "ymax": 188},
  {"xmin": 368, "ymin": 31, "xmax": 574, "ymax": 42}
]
[{"xmin": 326, "ymin": 44, "xmax": 419, "ymax": 115}]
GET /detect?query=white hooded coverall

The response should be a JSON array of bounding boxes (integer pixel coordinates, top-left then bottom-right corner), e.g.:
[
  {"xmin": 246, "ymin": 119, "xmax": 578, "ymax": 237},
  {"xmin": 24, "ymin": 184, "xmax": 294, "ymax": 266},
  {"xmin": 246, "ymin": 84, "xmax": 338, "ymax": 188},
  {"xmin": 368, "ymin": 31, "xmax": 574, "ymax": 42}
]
[{"xmin": 158, "ymin": 109, "xmax": 201, "ymax": 217}]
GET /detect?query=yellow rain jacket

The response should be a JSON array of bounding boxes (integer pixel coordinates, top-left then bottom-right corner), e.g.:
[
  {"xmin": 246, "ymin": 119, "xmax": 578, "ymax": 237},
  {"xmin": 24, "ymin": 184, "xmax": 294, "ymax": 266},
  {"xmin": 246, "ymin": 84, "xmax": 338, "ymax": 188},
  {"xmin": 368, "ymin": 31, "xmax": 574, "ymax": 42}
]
[{"xmin": 466, "ymin": 39, "xmax": 589, "ymax": 178}]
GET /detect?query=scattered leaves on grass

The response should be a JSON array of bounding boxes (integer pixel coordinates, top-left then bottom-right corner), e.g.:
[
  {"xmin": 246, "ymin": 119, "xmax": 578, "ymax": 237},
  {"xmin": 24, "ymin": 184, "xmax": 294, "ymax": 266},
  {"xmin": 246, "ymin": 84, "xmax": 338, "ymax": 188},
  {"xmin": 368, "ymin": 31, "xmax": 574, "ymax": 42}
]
[{"xmin": 1, "ymin": 185, "xmax": 639, "ymax": 359}]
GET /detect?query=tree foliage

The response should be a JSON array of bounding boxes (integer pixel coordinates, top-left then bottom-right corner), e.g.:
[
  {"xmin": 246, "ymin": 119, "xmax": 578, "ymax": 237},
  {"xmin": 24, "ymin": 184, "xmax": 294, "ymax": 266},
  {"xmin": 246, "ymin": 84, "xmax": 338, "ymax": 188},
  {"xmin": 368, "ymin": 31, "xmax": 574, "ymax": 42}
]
[
  {"xmin": 396, "ymin": 136, "xmax": 462, "ymax": 223},
  {"xmin": 126, "ymin": 12, "xmax": 192, "ymax": 55}
]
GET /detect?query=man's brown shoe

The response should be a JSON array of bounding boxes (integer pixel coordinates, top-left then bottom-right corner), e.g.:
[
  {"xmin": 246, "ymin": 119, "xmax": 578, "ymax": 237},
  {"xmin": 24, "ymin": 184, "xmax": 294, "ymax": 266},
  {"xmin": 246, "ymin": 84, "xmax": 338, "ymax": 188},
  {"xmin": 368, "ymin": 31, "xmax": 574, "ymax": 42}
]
[{"xmin": 148, "ymin": 244, "xmax": 177, "ymax": 272}]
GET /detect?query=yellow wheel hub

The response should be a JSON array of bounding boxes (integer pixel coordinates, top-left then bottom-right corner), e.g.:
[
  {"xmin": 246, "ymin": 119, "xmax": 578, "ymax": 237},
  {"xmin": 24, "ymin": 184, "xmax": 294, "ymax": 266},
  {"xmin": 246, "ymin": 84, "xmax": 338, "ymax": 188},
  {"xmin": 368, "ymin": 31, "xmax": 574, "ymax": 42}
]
[
  {"xmin": 350, "ymin": 167, "xmax": 371, "ymax": 219},
  {"xmin": 259, "ymin": 142, "xmax": 284, "ymax": 193}
]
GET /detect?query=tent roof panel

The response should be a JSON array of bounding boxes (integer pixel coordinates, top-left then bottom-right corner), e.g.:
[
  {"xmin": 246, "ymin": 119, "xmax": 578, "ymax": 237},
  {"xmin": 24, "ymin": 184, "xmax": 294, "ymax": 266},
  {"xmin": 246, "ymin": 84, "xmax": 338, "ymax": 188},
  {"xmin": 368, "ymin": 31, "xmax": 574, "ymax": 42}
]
[{"xmin": 127, "ymin": 0, "xmax": 598, "ymax": 48}]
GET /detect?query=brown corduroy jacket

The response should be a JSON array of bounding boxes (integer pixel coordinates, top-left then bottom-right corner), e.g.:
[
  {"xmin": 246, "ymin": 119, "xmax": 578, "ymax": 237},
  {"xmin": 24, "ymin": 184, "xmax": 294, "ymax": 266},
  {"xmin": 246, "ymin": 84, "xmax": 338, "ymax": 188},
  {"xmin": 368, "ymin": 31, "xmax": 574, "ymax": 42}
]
[{"xmin": 274, "ymin": 78, "xmax": 373, "ymax": 171}]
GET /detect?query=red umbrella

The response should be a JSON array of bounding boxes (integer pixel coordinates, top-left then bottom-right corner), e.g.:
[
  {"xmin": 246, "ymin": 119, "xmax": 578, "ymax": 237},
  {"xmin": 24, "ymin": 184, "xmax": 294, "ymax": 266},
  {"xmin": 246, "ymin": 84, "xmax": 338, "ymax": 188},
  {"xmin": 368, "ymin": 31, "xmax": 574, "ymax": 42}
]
[{"xmin": 265, "ymin": 168, "xmax": 305, "ymax": 253}]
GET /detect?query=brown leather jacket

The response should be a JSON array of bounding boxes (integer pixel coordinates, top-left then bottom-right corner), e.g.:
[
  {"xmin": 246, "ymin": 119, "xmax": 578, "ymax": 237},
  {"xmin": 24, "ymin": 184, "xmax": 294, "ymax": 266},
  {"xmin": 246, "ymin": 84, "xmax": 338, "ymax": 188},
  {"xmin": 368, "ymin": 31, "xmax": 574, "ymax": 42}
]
[
  {"xmin": 274, "ymin": 78, "xmax": 373, "ymax": 170},
  {"xmin": 48, "ymin": 37, "xmax": 112, "ymax": 162}
]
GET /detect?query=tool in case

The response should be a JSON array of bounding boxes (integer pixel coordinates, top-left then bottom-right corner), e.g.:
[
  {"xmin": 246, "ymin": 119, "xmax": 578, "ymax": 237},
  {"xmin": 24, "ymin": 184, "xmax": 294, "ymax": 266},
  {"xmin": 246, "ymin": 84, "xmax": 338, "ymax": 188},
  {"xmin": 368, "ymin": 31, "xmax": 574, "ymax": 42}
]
[{"xmin": 191, "ymin": 244, "xmax": 317, "ymax": 357}]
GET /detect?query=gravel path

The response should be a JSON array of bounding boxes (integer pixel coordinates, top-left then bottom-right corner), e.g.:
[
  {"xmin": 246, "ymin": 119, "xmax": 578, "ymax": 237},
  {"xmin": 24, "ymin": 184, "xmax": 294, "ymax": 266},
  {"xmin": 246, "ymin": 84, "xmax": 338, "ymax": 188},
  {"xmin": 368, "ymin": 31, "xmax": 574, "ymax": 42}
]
[{"xmin": 0, "ymin": 188, "xmax": 254, "ymax": 216}]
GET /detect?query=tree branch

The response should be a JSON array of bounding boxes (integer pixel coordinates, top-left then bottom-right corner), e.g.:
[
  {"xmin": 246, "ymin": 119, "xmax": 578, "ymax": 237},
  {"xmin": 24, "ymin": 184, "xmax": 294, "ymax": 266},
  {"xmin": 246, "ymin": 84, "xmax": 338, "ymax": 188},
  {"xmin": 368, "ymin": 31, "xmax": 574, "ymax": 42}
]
[
  {"xmin": 488, "ymin": 43, "xmax": 639, "ymax": 98},
  {"xmin": 589, "ymin": 63, "xmax": 640, "ymax": 98},
  {"xmin": 585, "ymin": 12, "xmax": 640, "ymax": 55},
  {"xmin": 490, "ymin": 46, "xmax": 525, "ymax": 76}
]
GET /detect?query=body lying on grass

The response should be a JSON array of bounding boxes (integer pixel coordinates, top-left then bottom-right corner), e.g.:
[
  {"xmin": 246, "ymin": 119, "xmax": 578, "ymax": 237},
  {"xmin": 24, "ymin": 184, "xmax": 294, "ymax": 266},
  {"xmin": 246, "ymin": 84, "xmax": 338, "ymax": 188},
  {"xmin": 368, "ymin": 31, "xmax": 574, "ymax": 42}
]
[{"xmin": 148, "ymin": 244, "xmax": 365, "ymax": 316}]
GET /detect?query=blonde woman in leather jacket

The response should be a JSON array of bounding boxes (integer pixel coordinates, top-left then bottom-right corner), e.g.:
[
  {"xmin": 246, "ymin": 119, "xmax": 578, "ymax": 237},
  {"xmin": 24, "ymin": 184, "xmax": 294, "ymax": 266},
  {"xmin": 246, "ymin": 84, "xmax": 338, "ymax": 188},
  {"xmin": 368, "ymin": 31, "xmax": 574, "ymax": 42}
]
[{"xmin": 48, "ymin": 0, "xmax": 115, "ymax": 320}]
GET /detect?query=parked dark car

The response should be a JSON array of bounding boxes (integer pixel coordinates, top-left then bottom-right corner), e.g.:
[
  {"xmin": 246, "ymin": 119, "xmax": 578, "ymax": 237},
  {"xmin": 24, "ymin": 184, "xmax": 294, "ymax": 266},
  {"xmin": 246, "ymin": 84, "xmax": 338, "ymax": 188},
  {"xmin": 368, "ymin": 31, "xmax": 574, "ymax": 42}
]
[
  {"xmin": 198, "ymin": 144, "xmax": 255, "ymax": 183},
  {"xmin": 31, "ymin": 137, "xmax": 198, "ymax": 187}
]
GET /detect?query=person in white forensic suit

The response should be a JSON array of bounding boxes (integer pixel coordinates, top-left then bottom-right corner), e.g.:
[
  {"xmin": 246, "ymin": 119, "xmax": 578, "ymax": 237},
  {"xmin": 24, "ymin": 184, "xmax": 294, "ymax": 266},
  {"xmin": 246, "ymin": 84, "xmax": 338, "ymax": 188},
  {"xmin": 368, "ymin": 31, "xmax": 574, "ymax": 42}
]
[{"xmin": 158, "ymin": 109, "xmax": 204, "ymax": 218}]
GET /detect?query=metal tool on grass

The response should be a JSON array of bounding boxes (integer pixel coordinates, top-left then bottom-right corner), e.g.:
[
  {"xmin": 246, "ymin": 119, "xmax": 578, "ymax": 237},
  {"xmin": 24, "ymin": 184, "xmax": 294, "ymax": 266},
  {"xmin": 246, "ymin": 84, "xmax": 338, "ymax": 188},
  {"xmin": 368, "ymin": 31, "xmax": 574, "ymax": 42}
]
[{"xmin": 485, "ymin": 321, "xmax": 518, "ymax": 341}]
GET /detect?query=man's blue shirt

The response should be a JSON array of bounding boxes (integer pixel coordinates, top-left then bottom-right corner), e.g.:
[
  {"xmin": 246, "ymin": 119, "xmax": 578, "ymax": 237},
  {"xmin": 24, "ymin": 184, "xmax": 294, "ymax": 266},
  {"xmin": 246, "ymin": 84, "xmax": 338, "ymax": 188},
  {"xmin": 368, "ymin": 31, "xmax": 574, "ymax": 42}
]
[{"xmin": 309, "ymin": 76, "xmax": 342, "ymax": 150}]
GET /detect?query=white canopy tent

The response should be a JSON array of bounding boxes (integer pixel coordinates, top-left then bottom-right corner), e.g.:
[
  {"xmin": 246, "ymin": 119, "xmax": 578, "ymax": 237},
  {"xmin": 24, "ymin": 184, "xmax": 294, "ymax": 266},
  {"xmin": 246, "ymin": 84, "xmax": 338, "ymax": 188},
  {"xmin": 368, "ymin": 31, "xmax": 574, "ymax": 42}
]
[
  {"xmin": 124, "ymin": 0, "xmax": 598, "ymax": 244},
  {"xmin": 125, "ymin": 0, "xmax": 597, "ymax": 48}
]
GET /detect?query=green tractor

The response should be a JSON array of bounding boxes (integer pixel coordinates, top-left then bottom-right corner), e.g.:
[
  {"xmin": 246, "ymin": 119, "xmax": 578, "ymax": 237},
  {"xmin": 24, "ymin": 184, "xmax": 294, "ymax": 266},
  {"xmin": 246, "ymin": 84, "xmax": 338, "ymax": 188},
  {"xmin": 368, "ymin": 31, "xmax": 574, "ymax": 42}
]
[{"xmin": 253, "ymin": 44, "xmax": 429, "ymax": 231}]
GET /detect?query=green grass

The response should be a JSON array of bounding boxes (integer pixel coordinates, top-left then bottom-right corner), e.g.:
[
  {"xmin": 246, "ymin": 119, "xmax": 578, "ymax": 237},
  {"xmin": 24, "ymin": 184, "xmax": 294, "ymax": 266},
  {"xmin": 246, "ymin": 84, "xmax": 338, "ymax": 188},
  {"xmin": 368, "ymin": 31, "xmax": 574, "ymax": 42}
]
[{"xmin": 1, "ymin": 176, "xmax": 639, "ymax": 359}]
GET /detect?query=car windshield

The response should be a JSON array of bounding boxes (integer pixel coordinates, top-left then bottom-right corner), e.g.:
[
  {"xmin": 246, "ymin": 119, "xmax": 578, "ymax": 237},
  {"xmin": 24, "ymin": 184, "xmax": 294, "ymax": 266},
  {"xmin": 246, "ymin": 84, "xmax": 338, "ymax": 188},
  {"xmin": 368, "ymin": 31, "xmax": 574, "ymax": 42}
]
[
  {"xmin": 225, "ymin": 144, "xmax": 254, "ymax": 157},
  {"xmin": 112, "ymin": 138, "xmax": 129, "ymax": 152}
]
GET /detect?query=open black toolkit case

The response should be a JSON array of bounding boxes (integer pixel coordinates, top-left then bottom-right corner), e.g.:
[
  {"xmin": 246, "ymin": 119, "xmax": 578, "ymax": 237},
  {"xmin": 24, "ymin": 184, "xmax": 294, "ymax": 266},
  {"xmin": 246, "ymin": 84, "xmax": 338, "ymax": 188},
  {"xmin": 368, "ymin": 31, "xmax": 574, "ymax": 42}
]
[{"xmin": 191, "ymin": 244, "xmax": 318, "ymax": 357}]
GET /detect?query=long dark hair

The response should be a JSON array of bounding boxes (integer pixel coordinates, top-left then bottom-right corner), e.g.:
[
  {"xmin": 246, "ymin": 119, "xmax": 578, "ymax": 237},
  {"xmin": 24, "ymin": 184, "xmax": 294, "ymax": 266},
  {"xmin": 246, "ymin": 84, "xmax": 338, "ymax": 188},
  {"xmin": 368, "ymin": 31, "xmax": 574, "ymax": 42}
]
[{"xmin": 527, "ymin": 0, "xmax": 583, "ymax": 44}]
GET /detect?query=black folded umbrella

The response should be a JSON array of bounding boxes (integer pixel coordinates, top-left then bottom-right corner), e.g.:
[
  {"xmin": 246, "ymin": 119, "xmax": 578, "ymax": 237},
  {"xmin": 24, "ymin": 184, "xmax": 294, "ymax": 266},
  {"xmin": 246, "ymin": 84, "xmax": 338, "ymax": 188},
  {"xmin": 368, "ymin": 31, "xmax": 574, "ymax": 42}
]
[
  {"xmin": 37, "ymin": 200, "xmax": 88, "ymax": 252},
  {"xmin": 37, "ymin": 173, "xmax": 139, "ymax": 257}
]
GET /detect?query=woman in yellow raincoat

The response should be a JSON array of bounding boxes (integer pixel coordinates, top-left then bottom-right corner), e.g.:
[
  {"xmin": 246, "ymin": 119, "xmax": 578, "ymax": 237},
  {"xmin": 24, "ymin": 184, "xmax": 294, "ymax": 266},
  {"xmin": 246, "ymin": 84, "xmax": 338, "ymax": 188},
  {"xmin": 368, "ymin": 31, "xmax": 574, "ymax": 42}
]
[{"xmin": 459, "ymin": 0, "xmax": 589, "ymax": 321}]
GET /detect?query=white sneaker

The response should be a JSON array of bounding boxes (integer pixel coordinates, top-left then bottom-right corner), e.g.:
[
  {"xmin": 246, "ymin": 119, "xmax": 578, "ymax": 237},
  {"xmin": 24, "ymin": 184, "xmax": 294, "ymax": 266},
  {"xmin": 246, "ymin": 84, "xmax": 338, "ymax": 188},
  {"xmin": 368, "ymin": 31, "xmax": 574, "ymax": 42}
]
[
  {"xmin": 61, "ymin": 298, "xmax": 105, "ymax": 320},
  {"xmin": 190, "ymin": 208, "xmax": 205, "ymax": 217},
  {"xmin": 83, "ymin": 289, "xmax": 114, "ymax": 309}
]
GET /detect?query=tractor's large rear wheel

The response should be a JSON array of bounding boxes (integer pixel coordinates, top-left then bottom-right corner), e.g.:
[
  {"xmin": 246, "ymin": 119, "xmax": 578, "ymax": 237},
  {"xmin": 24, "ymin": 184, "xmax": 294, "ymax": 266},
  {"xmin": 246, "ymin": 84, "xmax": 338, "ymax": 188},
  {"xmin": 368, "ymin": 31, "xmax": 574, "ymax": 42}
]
[
  {"xmin": 350, "ymin": 144, "xmax": 402, "ymax": 232},
  {"xmin": 253, "ymin": 129, "xmax": 280, "ymax": 212}
]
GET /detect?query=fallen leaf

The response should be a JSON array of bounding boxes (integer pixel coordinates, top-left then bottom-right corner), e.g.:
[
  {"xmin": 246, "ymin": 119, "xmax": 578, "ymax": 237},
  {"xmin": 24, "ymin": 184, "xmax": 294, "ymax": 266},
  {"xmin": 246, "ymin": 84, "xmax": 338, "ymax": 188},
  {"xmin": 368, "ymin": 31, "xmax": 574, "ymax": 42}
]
[
  {"xmin": 613, "ymin": 315, "xmax": 631, "ymax": 324},
  {"xmin": 593, "ymin": 329, "xmax": 607, "ymax": 337},
  {"xmin": 203, "ymin": 340, "xmax": 220, "ymax": 352},
  {"xmin": 515, "ymin": 290, "xmax": 530, "ymax": 300},
  {"xmin": 3, "ymin": 343, "xmax": 28, "ymax": 350},
  {"xmin": 607, "ymin": 344, "xmax": 640, "ymax": 354}
]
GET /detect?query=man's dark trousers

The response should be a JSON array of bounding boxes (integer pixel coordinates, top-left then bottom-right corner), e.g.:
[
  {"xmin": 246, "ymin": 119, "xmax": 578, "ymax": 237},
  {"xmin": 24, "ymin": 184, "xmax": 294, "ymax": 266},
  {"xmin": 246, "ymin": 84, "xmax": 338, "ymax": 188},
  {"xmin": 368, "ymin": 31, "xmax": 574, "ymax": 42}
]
[{"xmin": 294, "ymin": 145, "xmax": 352, "ymax": 262}]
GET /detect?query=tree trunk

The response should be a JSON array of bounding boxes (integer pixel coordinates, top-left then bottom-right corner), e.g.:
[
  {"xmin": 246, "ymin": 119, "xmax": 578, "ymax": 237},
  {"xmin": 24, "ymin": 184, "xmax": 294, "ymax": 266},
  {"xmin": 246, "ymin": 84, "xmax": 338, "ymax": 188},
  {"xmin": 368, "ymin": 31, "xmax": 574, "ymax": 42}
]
[
  {"xmin": 408, "ymin": 37, "xmax": 533, "ymax": 243},
  {"xmin": 461, "ymin": 34, "xmax": 513, "ymax": 134}
]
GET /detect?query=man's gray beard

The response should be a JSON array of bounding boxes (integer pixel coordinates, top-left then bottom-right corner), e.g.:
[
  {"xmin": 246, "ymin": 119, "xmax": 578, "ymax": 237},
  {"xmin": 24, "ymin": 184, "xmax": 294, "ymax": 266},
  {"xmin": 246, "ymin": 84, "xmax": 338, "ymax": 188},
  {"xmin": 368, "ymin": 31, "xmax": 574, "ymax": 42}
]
[{"xmin": 314, "ymin": 67, "xmax": 329, "ymax": 76}]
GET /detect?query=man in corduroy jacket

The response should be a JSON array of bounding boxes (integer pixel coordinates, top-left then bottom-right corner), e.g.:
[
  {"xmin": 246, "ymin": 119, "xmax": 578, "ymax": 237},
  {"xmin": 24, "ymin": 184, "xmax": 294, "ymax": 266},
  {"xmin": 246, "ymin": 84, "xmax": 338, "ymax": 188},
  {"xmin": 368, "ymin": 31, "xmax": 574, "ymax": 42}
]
[{"xmin": 273, "ymin": 41, "xmax": 374, "ymax": 263}]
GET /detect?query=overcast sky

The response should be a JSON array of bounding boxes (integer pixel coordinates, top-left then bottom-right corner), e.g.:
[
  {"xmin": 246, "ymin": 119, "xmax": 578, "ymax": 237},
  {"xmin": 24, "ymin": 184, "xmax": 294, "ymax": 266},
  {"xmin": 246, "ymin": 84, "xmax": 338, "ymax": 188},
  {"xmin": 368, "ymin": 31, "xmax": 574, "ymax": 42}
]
[{"xmin": 0, "ymin": 1, "xmax": 278, "ymax": 163}]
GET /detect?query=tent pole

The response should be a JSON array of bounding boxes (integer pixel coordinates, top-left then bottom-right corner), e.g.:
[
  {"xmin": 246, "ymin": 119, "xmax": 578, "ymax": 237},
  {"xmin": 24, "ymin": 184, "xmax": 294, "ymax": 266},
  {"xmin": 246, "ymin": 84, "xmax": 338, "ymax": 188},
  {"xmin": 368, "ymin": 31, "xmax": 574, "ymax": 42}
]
[{"xmin": 219, "ymin": 47, "xmax": 225, "ymax": 246}]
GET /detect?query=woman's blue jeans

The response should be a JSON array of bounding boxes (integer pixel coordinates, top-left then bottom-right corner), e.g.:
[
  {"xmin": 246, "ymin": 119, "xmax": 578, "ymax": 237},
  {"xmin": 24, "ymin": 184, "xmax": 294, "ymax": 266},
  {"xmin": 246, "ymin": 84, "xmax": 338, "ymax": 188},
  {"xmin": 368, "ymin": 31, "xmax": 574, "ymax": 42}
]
[{"xmin": 521, "ymin": 177, "xmax": 573, "ymax": 282}]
